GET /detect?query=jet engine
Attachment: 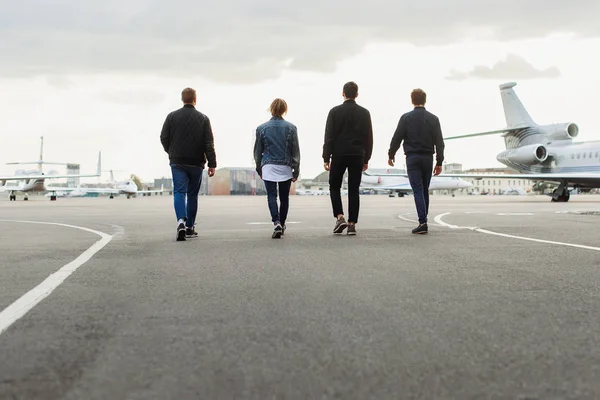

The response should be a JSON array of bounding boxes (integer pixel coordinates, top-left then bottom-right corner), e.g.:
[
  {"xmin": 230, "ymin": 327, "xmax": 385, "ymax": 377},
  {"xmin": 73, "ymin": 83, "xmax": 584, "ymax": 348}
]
[
  {"xmin": 542, "ymin": 122, "xmax": 579, "ymax": 140},
  {"xmin": 502, "ymin": 144, "xmax": 548, "ymax": 165}
]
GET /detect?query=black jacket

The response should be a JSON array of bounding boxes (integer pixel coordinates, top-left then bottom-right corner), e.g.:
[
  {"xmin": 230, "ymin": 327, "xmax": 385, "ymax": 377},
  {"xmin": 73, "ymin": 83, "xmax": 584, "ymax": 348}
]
[
  {"xmin": 388, "ymin": 107, "xmax": 445, "ymax": 166},
  {"xmin": 160, "ymin": 104, "xmax": 217, "ymax": 168},
  {"xmin": 322, "ymin": 99, "xmax": 373, "ymax": 163}
]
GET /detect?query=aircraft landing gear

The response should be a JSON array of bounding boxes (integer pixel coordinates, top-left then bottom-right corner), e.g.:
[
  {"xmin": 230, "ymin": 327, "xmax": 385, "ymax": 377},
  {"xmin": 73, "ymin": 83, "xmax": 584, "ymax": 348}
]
[
  {"xmin": 9, "ymin": 193, "xmax": 16, "ymax": 201},
  {"xmin": 24, "ymin": 195, "xmax": 29, "ymax": 201},
  {"xmin": 551, "ymin": 182, "xmax": 570, "ymax": 202},
  {"xmin": 109, "ymin": 195, "xmax": 114, "ymax": 199}
]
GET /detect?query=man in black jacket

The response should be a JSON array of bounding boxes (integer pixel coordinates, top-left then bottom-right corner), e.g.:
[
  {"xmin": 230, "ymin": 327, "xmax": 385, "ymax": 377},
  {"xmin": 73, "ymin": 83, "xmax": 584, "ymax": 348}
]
[
  {"xmin": 160, "ymin": 87, "xmax": 217, "ymax": 241},
  {"xmin": 322, "ymin": 81, "xmax": 374, "ymax": 236},
  {"xmin": 388, "ymin": 88, "xmax": 445, "ymax": 234}
]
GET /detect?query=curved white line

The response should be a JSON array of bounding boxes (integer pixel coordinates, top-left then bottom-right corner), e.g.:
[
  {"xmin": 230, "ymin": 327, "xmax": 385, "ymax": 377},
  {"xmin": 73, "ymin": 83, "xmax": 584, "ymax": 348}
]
[
  {"xmin": 433, "ymin": 212, "xmax": 477, "ymax": 230},
  {"xmin": 434, "ymin": 213, "xmax": 600, "ymax": 252},
  {"xmin": 398, "ymin": 213, "xmax": 442, "ymax": 226},
  {"xmin": 0, "ymin": 220, "xmax": 113, "ymax": 335}
]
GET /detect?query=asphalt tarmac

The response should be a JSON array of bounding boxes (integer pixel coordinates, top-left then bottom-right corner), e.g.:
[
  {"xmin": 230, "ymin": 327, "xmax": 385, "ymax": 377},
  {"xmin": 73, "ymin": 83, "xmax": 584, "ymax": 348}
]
[{"xmin": 1, "ymin": 193, "xmax": 599, "ymax": 399}]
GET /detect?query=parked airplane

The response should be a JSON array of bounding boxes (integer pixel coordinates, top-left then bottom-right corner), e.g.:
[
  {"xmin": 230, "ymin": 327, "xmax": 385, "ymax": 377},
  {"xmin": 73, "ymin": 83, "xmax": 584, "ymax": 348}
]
[
  {"xmin": 44, "ymin": 186, "xmax": 89, "ymax": 198},
  {"xmin": 0, "ymin": 152, "xmax": 102, "ymax": 201},
  {"xmin": 361, "ymin": 170, "xmax": 472, "ymax": 197},
  {"xmin": 382, "ymin": 82, "xmax": 600, "ymax": 202},
  {"xmin": 80, "ymin": 179, "xmax": 165, "ymax": 199},
  {"xmin": 442, "ymin": 82, "xmax": 600, "ymax": 202}
]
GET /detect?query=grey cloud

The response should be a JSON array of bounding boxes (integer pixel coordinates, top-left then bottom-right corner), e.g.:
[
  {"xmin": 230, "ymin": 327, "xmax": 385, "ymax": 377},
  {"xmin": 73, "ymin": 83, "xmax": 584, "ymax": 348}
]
[
  {"xmin": 446, "ymin": 54, "xmax": 561, "ymax": 81},
  {"xmin": 45, "ymin": 75, "xmax": 74, "ymax": 89},
  {"xmin": 1, "ymin": 0, "xmax": 597, "ymax": 83},
  {"xmin": 99, "ymin": 89, "xmax": 166, "ymax": 105}
]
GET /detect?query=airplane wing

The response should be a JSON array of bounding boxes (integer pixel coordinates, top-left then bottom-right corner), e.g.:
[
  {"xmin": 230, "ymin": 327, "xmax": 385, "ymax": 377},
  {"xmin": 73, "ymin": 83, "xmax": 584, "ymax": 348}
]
[
  {"xmin": 0, "ymin": 172, "xmax": 99, "ymax": 181},
  {"xmin": 0, "ymin": 151, "xmax": 102, "ymax": 181},
  {"xmin": 43, "ymin": 186, "xmax": 117, "ymax": 194},
  {"xmin": 443, "ymin": 128, "xmax": 522, "ymax": 140},
  {"xmin": 437, "ymin": 172, "xmax": 600, "ymax": 179},
  {"xmin": 366, "ymin": 171, "xmax": 600, "ymax": 186},
  {"xmin": 137, "ymin": 189, "xmax": 166, "ymax": 194},
  {"xmin": 437, "ymin": 172, "xmax": 600, "ymax": 185},
  {"xmin": 71, "ymin": 187, "xmax": 120, "ymax": 194}
]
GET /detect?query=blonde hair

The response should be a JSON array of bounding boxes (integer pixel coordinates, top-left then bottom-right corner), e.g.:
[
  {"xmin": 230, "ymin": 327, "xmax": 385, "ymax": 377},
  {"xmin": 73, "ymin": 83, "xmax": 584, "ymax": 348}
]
[
  {"xmin": 181, "ymin": 87, "xmax": 196, "ymax": 104},
  {"xmin": 269, "ymin": 98, "xmax": 288, "ymax": 117}
]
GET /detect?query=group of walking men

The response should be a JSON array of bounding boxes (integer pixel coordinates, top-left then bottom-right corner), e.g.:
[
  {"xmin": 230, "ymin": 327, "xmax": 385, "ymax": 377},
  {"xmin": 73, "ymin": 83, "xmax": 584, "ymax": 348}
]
[{"xmin": 160, "ymin": 82, "xmax": 445, "ymax": 241}]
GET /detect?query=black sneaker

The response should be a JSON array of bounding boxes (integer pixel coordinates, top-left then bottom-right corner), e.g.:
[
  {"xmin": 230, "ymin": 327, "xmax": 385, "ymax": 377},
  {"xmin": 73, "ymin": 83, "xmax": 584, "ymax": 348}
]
[
  {"xmin": 176, "ymin": 222, "xmax": 186, "ymax": 241},
  {"xmin": 272, "ymin": 224, "xmax": 283, "ymax": 239},
  {"xmin": 412, "ymin": 223, "xmax": 428, "ymax": 234},
  {"xmin": 333, "ymin": 217, "xmax": 348, "ymax": 234},
  {"xmin": 186, "ymin": 226, "xmax": 199, "ymax": 239},
  {"xmin": 347, "ymin": 224, "xmax": 356, "ymax": 236}
]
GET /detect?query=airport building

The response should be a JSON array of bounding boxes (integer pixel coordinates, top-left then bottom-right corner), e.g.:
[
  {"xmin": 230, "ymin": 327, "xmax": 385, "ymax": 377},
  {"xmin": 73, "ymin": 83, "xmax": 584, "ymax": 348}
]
[
  {"xmin": 66, "ymin": 164, "xmax": 81, "ymax": 187},
  {"xmin": 445, "ymin": 165, "xmax": 536, "ymax": 195}
]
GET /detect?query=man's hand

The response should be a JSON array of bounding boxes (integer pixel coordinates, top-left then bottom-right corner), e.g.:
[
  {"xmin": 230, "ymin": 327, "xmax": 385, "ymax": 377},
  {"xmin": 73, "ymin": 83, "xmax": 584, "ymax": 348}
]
[
  {"xmin": 362, "ymin": 163, "xmax": 369, "ymax": 172},
  {"xmin": 292, "ymin": 178, "xmax": 297, "ymax": 182},
  {"xmin": 433, "ymin": 165, "xmax": 442, "ymax": 176},
  {"xmin": 324, "ymin": 163, "xmax": 330, "ymax": 171},
  {"xmin": 208, "ymin": 168, "xmax": 216, "ymax": 177},
  {"xmin": 388, "ymin": 159, "xmax": 395, "ymax": 167}
]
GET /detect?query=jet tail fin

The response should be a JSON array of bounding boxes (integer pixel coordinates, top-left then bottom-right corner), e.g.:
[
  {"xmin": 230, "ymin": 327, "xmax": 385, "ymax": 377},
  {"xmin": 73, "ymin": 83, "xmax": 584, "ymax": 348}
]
[
  {"xmin": 499, "ymin": 82, "xmax": 535, "ymax": 128},
  {"xmin": 96, "ymin": 151, "xmax": 102, "ymax": 177}
]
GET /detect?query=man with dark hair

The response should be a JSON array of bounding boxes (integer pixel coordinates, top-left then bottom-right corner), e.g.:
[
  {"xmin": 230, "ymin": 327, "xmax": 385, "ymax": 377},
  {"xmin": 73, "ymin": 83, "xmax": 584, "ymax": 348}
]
[
  {"xmin": 322, "ymin": 81, "xmax": 373, "ymax": 235},
  {"xmin": 161, "ymin": 87, "xmax": 217, "ymax": 241},
  {"xmin": 388, "ymin": 88, "xmax": 445, "ymax": 234}
]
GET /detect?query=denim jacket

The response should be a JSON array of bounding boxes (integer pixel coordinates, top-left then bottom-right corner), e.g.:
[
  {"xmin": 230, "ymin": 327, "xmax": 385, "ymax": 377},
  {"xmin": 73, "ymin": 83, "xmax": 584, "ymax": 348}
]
[{"xmin": 254, "ymin": 116, "xmax": 301, "ymax": 179}]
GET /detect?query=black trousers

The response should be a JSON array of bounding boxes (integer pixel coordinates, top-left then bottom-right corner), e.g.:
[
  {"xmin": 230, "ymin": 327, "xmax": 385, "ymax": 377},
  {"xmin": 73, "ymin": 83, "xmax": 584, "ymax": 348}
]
[
  {"xmin": 329, "ymin": 155, "xmax": 364, "ymax": 223},
  {"xmin": 406, "ymin": 154, "xmax": 433, "ymax": 224}
]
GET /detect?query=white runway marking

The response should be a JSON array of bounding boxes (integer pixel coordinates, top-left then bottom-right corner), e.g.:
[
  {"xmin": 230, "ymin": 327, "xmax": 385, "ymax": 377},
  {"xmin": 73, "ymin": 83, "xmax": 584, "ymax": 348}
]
[
  {"xmin": 0, "ymin": 220, "xmax": 113, "ymax": 336},
  {"xmin": 496, "ymin": 213, "xmax": 535, "ymax": 216},
  {"xmin": 434, "ymin": 213, "xmax": 600, "ymax": 252},
  {"xmin": 397, "ymin": 213, "xmax": 442, "ymax": 226},
  {"xmin": 246, "ymin": 221, "xmax": 303, "ymax": 225}
]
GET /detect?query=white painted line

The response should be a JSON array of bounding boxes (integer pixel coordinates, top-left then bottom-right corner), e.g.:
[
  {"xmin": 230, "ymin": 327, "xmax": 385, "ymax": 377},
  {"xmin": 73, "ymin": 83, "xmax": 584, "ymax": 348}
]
[
  {"xmin": 0, "ymin": 220, "xmax": 113, "ymax": 336},
  {"xmin": 433, "ymin": 213, "xmax": 477, "ymax": 230},
  {"xmin": 433, "ymin": 213, "xmax": 600, "ymax": 252},
  {"xmin": 474, "ymin": 228, "xmax": 600, "ymax": 252},
  {"xmin": 397, "ymin": 213, "xmax": 418, "ymax": 224},
  {"xmin": 496, "ymin": 213, "xmax": 535, "ymax": 216},
  {"xmin": 397, "ymin": 213, "xmax": 442, "ymax": 227},
  {"xmin": 246, "ymin": 221, "xmax": 303, "ymax": 225}
]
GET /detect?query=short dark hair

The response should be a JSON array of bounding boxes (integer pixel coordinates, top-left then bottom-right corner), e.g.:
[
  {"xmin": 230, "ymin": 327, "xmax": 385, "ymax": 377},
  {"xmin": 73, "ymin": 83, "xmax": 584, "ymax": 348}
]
[
  {"xmin": 269, "ymin": 98, "xmax": 288, "ymax": 117},
  {"xmin": 181, "ymin": 87, "xmax": 196, "ymax": 104},
  {"xmin": 343, "ymin": 81, "xmax": 358, "ymax": 99},
  {"xmin": 411, "ymin": 88, "xmax": 426, "ymax": 105}
]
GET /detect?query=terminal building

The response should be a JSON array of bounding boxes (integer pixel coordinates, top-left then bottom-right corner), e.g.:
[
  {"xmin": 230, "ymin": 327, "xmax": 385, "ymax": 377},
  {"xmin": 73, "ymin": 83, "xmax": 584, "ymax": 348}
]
[{"xmin": 443, "ymin": 163, "xmax": 536, "ymax": 195}]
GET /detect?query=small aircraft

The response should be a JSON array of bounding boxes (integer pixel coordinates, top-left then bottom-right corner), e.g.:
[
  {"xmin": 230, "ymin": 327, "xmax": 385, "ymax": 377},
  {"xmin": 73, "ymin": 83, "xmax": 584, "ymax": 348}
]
[
  {"xmin": 360, "ymin": 170, "xmax": 473, "ymax": 197},
  {"xmin": 79, "ymin": 178, "xmax": 165, "ymax": 199},
  {"xmin": 439, "ymin": 82, "xmax": 600, "ymax": 202},
  {"xmin": 0, "ymin": 149, "xmax": 102, "ymax": 201}
]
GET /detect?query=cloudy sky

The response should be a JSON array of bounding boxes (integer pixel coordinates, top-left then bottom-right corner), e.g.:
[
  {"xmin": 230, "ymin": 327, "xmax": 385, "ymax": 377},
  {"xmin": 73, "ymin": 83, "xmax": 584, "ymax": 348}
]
[{"xmin": 1, "ymin": 0, "xmax": 599, "ymax": 182}]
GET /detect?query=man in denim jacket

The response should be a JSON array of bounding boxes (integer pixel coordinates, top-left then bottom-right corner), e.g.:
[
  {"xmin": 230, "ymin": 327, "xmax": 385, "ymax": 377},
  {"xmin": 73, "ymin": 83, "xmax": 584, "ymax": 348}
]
[{"xmin": 254, "ymin": 98, "xmax": 301, "ymax": 238}]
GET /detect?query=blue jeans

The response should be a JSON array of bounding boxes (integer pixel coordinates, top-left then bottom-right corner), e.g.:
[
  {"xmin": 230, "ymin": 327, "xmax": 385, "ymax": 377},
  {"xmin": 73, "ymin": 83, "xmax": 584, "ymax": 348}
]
[
  {"xmin": 264, "ymin": 180, "xmax": 292, "ymax": 225},
  {"xmin": 170, "ymin": 164, "xmax": 204, "ymax": 228},
  {"xmin": 406, "ymin": 154, "xmax": 433, "ymax": 224}
]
